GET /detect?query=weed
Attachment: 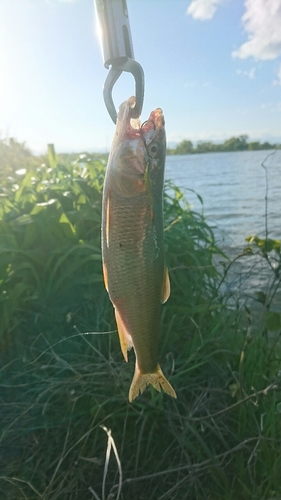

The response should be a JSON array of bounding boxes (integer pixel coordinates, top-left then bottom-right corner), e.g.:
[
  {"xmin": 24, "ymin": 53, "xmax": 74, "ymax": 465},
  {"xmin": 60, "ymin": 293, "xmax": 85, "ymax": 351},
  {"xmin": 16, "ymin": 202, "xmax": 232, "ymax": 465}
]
[{"xmin": 0, "ymin": 141, "xmax": 281, "ymax": 499}]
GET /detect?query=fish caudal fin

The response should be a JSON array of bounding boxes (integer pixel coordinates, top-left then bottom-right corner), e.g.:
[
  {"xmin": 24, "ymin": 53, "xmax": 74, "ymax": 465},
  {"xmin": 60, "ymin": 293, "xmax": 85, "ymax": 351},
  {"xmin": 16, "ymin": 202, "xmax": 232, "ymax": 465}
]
[{"xmin": 129, "ymin": 363, "xmax": 177, "ymax": 402}]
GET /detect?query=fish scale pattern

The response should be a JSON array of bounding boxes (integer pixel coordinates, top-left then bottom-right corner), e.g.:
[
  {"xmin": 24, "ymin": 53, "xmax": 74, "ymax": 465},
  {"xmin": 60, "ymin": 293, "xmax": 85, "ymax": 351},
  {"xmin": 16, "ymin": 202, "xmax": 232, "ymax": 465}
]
[{"xmin": 104, "ymin": 193, "xmax": 163, "ymax": 373}]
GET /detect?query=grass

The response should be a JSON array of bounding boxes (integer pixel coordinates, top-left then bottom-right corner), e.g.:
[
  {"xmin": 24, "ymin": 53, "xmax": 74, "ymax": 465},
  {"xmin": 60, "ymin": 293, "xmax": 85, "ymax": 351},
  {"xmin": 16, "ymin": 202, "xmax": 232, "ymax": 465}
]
[{"xmin": 0, "ymin": 139, "xmax": 281, "ymax": 499}]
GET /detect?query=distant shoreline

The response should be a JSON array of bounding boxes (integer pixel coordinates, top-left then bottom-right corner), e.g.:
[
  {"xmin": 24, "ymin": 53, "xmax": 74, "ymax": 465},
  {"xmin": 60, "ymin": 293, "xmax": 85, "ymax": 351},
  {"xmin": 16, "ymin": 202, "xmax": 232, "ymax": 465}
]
[
  {"xmin": 166, "ymin": 147, "xmax": 279, "ymax": 156},
  {"xmin": 167, "ymin": 135, "xmax": 280, "ymax": 155}
]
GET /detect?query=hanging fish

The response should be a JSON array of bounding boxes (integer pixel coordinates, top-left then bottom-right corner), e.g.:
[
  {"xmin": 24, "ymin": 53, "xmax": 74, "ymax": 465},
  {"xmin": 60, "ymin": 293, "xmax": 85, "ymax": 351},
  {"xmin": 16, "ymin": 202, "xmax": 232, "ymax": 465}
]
[{"xmin": 101, "ymin": 96, "xmax": 176, "ymax": 402}]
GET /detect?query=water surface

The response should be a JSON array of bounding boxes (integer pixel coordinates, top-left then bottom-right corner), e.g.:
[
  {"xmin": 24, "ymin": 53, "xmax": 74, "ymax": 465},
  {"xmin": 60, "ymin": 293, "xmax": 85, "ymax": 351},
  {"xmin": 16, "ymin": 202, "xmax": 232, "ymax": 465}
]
[
  {"xmin": 166, "ymin": 150, "xmax": 281, "ymax": 247},
  {"xmin": 165, "ymin": 150, "xmax": 281, "ymax": 320}
]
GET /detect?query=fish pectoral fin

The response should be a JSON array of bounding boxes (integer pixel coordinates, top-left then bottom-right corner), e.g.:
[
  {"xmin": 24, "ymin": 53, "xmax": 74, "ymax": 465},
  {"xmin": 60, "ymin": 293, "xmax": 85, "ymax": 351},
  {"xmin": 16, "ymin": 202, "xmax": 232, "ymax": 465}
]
[
  {"xmin": 114, "ymin": 307, "xmax": 133, "ymax": 362},
  {"xmin": 129, "ymin": 363, "xmax": 177, "ymax": 402},
  {"xmin": 161, "ymin": 267, "xmax": 170, "ymax": 304},
  {"xmin": 102, "ymin": 263, "xmax": 109, "ymax": 292}
]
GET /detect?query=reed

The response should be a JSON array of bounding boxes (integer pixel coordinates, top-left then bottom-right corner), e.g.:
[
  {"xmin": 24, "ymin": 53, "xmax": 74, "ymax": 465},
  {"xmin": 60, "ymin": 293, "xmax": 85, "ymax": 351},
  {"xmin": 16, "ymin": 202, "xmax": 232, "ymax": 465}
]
[{"xmin": 0, "ymin": 139, "xmax": 280, "ymax": 499}]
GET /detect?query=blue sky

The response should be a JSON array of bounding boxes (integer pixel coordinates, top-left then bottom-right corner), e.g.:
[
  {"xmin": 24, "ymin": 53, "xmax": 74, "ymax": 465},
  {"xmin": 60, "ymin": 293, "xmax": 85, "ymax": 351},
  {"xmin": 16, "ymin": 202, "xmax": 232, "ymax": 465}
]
[{"xmin": 0, "ymin": 0, "xmax": 281, "ymax": 153}]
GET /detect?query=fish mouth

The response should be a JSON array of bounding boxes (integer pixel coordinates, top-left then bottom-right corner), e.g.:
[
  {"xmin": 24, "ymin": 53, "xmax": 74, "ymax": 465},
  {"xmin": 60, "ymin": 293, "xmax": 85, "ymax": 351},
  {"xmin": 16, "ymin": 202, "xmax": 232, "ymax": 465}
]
[
  {"xmin": 117, "ymin": 97, "xmax": 164, "ymax": 141},
  {"xmin": 141, "ymin": 108, "xmax": 165, "ymax": 135}
]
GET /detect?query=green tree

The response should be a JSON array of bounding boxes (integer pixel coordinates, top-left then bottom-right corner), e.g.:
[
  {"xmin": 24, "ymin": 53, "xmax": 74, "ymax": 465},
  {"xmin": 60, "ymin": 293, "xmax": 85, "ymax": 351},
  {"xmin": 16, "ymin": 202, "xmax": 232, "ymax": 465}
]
[
  {"xmin": 174, "ymin": 139, "xmax": 193, "ymax": 155},
  {"xmin": 248, "ymin": 141, "xmax": 260, "ymax": 150},
  {"xmin": 223, "ymin": 135, "xmax": 248, "ymax": 151},
  {"xmin": 260, "ymin": 141, "xmax": 274, "ymax": 150},
  {"xmin": 195, "ymin": 141, "xmax": 217, "ymax": 153}
]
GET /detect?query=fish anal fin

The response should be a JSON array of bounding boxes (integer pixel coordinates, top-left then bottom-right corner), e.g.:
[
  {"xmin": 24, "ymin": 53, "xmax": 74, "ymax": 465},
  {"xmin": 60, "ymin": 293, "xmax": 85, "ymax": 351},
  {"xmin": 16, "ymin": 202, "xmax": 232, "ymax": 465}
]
[
  {"xmin": 129, "ymin": 363, "xmax": 177, "ymax": 402},
  {"xmin": 161, "ymin": 267, "xmax": 170, "ymax": 304},
  {"xmin": 102, "ymin": 263, "xmax": 109, "ymax": 292},
  {"xmin": 114, "ymin": 307, "xmax": 133, "ymax": 362}
]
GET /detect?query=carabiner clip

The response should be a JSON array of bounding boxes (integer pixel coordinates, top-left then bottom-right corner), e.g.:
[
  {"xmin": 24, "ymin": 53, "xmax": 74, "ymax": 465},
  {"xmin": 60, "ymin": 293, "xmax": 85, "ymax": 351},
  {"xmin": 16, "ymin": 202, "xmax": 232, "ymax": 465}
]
[
  {"xmin": 94, "ymin": 0, "xmax": 145, "ymax": 123},
  {"xmin": 103, "ymin": 58, "xmax": 144, "ymax": 123}
]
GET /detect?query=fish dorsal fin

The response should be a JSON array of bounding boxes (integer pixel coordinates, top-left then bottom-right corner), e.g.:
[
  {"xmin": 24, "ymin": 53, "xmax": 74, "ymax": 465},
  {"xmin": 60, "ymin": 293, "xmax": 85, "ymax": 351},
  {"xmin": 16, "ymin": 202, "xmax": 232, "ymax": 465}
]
[
  {"xmin": 114, "ymin": 307, "xmax": 133, "ymax": 362},
  {"xmin": 161, "ymin": 267, "xmax": 170, "ymax": 304}
]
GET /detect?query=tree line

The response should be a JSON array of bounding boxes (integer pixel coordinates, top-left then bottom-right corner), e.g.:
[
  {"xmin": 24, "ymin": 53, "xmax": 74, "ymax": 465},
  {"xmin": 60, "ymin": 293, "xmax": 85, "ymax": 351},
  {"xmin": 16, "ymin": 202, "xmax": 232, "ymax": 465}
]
[{"xmin": 167, "ymin": 135, "xmax": 280, "ymax": 155}]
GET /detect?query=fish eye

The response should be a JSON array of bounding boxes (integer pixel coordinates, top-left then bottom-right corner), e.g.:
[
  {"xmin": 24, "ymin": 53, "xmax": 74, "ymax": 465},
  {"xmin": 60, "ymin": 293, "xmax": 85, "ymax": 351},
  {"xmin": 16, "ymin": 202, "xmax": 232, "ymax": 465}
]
[{"xmin": 148, "ymin": 143, "xmax": 159, "ymax": 157}]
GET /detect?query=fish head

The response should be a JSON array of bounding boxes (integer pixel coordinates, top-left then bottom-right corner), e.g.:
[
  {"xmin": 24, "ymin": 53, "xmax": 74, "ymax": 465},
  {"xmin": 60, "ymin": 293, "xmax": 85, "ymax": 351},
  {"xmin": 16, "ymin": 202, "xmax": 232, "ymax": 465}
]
[
  {"xmin": 141, "ymin": 106, "xmax": 166, "ymax": 196},
  {"xmin": 108, "ymin": 97, "xmax": 166, "ymax": 197}
]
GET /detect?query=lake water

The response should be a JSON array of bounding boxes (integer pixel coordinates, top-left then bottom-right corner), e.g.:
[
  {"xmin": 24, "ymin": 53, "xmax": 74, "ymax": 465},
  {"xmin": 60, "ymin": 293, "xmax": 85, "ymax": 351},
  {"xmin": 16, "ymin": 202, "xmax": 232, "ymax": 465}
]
[
  {"xmin": 166, "ymin": 150, "xmax": 281, "ymax": 247},
  {"xmin": 165, "ymin": 150, "xmax": 281, "ymax": 322}
]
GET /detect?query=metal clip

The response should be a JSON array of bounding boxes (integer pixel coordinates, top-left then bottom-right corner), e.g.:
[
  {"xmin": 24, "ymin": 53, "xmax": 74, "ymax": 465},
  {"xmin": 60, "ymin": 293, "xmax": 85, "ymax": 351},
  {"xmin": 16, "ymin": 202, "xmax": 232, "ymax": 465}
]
[{"xmin": 94, "ymin": 0, "xmax": 145, "ymax": 123}]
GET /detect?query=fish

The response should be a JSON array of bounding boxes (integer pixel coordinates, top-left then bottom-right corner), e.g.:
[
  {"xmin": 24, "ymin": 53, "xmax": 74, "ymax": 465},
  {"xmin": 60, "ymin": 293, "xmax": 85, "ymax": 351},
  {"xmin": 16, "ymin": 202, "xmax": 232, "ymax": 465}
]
[{"xmin": 101, "ymin": 96, "xmax": 176, "ymax": 402}]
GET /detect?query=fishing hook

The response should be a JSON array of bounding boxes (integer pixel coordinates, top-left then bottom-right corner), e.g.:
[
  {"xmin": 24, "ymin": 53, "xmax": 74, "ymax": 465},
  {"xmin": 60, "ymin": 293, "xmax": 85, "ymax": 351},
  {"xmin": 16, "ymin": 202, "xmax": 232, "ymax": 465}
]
[{"xmin": 94, "ymin": 0, "xmax": 145, "ymax": 123}]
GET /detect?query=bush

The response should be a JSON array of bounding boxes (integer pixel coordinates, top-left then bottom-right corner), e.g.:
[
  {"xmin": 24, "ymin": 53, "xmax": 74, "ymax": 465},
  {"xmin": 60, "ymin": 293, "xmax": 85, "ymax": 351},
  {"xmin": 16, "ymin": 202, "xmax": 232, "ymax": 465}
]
[{"xmin": 0, "ymin": 142, "xmax": 280, "ymax": 500}]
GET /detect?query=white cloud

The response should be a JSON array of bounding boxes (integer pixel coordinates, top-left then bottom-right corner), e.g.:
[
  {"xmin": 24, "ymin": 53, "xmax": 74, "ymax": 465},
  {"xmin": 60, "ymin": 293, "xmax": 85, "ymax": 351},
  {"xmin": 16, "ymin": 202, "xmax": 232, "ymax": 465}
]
[
  {"xmin": 232, "ymin": 0, "xmax": 281, "ymax": 60},
  {"xmin": 236, "ymin": 67, "xmax": 256, "ymax": 79},
  {"xmin": 186, "ymin": 0, "xmax": 225, "ymax": 20}
]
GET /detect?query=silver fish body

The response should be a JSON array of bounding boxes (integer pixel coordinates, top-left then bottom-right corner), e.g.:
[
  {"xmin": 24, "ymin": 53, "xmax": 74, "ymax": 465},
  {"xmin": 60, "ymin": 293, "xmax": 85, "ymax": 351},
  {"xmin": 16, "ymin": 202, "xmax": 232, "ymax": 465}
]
[{"xmin": 102, "ymin": 96, "xmax": 176, "ymax": 401}]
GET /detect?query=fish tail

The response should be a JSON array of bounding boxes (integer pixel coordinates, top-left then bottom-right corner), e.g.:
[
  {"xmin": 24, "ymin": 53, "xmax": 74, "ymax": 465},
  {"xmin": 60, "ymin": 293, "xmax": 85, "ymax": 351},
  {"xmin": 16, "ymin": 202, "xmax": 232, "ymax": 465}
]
[{"xmin": 128, "ymin": 363, "xmax": 177, "ymax": 402}]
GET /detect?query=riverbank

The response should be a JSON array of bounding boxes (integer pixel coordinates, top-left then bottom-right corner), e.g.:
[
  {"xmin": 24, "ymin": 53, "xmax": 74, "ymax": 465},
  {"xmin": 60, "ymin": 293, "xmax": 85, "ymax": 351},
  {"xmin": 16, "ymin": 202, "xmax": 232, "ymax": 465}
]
[
  {"xmin": 1, "ymin": 144, "xmax": 281, "ymax": 499},
  {"xmin": 167, "ymin": 136, "xmax": 280, "ymax": 155}
]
